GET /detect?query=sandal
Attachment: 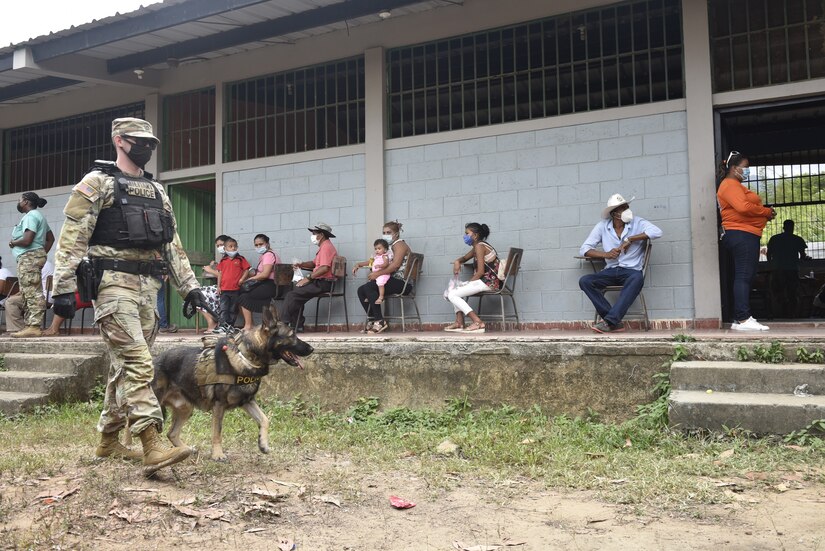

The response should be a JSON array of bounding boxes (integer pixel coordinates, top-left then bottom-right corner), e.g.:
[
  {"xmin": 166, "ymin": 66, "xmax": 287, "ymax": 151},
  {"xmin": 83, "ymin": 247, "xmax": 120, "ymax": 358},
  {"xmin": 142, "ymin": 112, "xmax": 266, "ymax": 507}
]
[
  {"xmin": 370, "ymin": 321, "xmax": 389, "ymax": 334},
  {"xmin": 361, "ymin": 321, "xmax": 375, "ymax": 334},
  {"xmin": 443, "ymin": 323, "xmax": 465, "ymax": 332},
  {"xmin": 463, "ymin": 322, "xmax": 486, "ymax": 334},
  {"xmin": 374, "ymin": 297, "xmax": 384, "ymax": 304}
]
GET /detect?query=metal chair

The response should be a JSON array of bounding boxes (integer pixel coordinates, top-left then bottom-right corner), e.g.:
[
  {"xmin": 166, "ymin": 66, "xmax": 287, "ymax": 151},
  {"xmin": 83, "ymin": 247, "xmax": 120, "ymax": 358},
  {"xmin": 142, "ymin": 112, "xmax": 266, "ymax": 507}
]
[
  {"xmin": 313, "ymin": 255, "xmax": 349, "ymax": 332},
  {"xmin": 592, "ymin": 241, "xmax": 652, "ymax": 331},
  {"xmin": 0, "ymin": 277, "xmax": 19, "ymax": 330},
  {"xmin": 474, "ymin": 247, "xmax": 523, "ymax": 330},
  {"xmin": 65, "ymin": 292, "xmax": 96, "ymax": 335},
  {"xmin": 382, "ymin": 252, "xmax": 424, "ymax": 332}
]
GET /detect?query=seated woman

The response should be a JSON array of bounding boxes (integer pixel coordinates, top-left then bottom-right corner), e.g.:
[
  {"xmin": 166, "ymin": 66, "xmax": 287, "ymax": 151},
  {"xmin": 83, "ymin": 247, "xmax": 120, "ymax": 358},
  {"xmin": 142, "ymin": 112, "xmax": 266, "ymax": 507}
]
[
  {"xmin": 354, "ymin": 220, "xmax": 412, "ymax": 334},
  {"xmin": 237, "ymin": 233, "xmax": 280, "ymax": 331},
  {"xmin": 444, "ymin": 222, "xmax": 501, "ymax": 334}
]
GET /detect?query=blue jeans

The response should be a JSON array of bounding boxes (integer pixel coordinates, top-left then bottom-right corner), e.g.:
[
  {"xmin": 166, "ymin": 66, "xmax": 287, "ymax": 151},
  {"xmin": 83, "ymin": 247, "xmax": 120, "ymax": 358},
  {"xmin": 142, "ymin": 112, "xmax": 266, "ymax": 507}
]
[
  {"xmin": 219, "ymin": 290, "xmax": 240, "ymax": 326},
  {"xmin": 579, "ymin": 267, "xmax": 645, "ymax": 326},
  {"xmin": 721, "ymin": 229, "xmax": 760, "ymax": 322},
  {"xmin": 156, "ymin": 279, "xmax": 170, "ymax": 328}
]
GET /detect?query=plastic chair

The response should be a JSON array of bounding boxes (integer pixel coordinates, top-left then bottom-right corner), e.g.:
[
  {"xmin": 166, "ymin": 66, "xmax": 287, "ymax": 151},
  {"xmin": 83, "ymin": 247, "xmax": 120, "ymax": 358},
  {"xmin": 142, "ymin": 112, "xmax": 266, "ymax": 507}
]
[
  {"xmin": 313, "ymin": 256, "xmax": 349, "ymax": 332},
  {"xmin": 381, "ymin": 252, "xmax": 424, "ymax": 332},
  {"xmin": 592, "ymin": 241, "xmax": 652, "ymax": 331},
  {"xmin": 474, "ymin": 247, "xmax": 524, "ymax": 330},
  {"xmin": 0, "ymin": 277, "xmax": 19, "ymax": 330}
]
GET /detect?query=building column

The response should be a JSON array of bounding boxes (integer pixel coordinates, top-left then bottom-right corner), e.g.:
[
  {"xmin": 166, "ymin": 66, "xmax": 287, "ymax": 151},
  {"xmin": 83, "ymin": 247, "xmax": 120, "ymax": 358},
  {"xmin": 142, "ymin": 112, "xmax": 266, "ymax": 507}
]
[
  {"xmin": 144, "ymin": 93, "xmax": 160, "ymax": 177},
  {"xmin": 683, "ymin": 0, "xmax": 721, "ymax": 327},
  {"xmin": 364, "ymin": 47, "xmax": 386, "ymax": 252},
  {"xmin": 214, "ymin": 82, "xmax": 224, "ymax": 237}
]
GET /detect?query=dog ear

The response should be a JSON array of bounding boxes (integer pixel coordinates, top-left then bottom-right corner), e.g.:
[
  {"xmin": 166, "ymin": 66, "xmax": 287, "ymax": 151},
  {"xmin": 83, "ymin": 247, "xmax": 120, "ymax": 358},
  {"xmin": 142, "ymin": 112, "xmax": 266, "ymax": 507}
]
[{"xmin": 262, "ymin": 301, "xmax": 280, "ymax": 328}]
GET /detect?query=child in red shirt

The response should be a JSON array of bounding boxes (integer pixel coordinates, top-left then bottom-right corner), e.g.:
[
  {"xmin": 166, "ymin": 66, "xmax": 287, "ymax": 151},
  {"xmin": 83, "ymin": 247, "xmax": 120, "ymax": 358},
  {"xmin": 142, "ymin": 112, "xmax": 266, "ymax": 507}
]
[{"xmin": 216, "ymin": 237, "xmax": 250, "ymax": 330}]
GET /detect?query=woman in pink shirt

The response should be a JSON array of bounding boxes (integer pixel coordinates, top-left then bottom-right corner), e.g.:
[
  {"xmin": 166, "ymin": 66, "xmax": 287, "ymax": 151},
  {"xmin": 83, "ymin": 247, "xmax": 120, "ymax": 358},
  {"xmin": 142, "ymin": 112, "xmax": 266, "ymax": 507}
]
[{"xmin": 237, "ymin": 233, "xmax": 280, "ymax": 331}]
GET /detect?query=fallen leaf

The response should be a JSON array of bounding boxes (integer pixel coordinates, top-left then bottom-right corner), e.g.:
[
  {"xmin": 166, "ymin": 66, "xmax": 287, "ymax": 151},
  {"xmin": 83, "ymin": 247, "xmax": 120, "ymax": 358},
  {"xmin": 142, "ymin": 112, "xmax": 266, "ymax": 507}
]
[
  {"xmin": 587, "ymin": 517, "xmax": 610, "ymax": 524},
  {"xmin": 785, "ymin": 445, "xmax": 806, "ymax": 452},
  {"xmin": 610, "ymin": 479, "xmax": 627, "ymax": 485},
  {"xmin": 714, "ymin": 481, "xmax": 738, "ymax": 488},
  {"xmin": 718, "ymin": 449, "xmax": 734, "ymax": 459},
  {"xmin": 744, "ymin": 471, "xmax": 768, "ymax": 481},
  {"xmin": 437, "ymin": 439, "xmax": 460, "ymax": 455},
  {"xmin": 270, "ymin": 479, "xmax": 302, "ymax": 488},
  {"xmin": 277, "ymin": 539, "xmax": 295, "ymax": 551},
  {"xmin": 250, "ymin": 488, "xmax": 285, "ymax": 502},
  {"xmin": 312, "ymin": 494, "xmax": 341, "ymax": 508},
  {"xmin": 623, "ymin": 438, "xmax": 632, "ymax": 448},
  {"xmin": 585, "ymin": 452, "xmax": 606, "ymax": 459},
  {"xmin": 520, "ymin": 438, "xmax": 535, "ymax": 445},
  {"xmin": 244, "ymin": 528, "xmax": 266, "ymax": 534},
  {"xmin": 781, "ymin": 473, "xmax": 803, "ymax": 482},
  {"xmin": 109, "ymin": 509, "xmax": 137, "ymax": 524},
  {"xmin": 124, "ymin": 488, "xmax": 159, "ymax": 493},
  {"xmin": 452, "ymin": 541, "xmax": 526, "ymax": 551},
  {"xmin": 771, "ymin": 483, "xmax": 789, "ymax": 493},
  {"xmin": 389, "ymin": 495, "xmax": 416, "ymax": 509},
  {"xmin": 171, "ymin": 504, "xmax": 226, "ymax": 520}
]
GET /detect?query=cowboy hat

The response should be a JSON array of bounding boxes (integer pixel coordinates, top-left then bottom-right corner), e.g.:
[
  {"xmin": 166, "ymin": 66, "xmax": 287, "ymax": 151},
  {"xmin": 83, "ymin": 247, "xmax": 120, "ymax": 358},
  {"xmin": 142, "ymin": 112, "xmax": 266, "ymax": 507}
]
[
  {"xmin": 307, "ymin": 223, "xmax": 336, "ymax": 238},
  {"xmin": 601, "ymin": 193, "xmax": 635, "ymax": 219}
]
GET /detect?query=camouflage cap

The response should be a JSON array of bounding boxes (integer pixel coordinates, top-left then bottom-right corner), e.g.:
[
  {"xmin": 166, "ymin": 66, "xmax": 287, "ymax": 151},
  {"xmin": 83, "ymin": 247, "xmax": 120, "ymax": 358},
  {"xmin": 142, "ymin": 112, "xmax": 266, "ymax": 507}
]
[{"xmin": 111, "ymin": 117, "xmax": 160, "ymax": 144}]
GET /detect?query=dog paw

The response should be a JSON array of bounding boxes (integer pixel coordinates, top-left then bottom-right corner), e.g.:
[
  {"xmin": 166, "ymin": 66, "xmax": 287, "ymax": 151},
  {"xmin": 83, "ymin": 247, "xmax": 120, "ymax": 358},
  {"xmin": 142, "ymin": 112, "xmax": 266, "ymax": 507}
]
[
  {"xmin": 211, "ymin": 453, "xmax": 228, "ymax": 462},
  {"xmin": 259, "ymin": 445, "xmax": 271, "ymax": 454}
]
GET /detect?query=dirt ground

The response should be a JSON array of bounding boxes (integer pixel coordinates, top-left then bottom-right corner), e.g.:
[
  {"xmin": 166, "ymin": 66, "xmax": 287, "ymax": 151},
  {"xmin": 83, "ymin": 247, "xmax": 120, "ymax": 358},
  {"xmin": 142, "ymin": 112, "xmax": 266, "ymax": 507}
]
[{"xmin": 2, "ymin": 448, "xmax": 824, "ymax": 551}]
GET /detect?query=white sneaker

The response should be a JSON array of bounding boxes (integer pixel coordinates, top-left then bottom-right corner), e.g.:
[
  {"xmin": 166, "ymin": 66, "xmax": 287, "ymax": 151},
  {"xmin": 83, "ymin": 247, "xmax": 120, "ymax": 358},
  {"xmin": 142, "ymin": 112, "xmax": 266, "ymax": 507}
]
[{"xmin": 731, "ymin": 317, "xmax": 770, "ymax": 331}]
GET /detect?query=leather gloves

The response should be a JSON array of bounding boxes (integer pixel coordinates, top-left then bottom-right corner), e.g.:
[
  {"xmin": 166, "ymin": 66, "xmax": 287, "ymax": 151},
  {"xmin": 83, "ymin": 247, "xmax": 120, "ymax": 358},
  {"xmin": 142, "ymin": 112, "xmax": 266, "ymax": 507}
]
[
  {"xmin": 52, "ymin": 293, "xmax": 77, "ymax": 319},
  {"xmin": 182, "ymin": 288, "xmax": 212, "ymax": 319}
]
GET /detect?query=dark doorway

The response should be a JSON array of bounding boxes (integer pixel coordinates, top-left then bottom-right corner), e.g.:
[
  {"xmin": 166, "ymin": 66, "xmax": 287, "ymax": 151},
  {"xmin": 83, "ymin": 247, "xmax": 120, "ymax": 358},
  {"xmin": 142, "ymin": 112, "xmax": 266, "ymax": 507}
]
[{"xmin": 716, "ymin": 97, "xmax": 825, "ymax": 322}]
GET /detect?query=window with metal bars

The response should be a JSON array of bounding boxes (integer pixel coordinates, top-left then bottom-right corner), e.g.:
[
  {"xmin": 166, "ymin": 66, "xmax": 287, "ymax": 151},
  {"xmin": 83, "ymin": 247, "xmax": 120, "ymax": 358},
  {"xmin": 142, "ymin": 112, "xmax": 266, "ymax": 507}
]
[
  {"xmin": 223, "ymin": 57, "xmax": 365, "ymax": 163},
  {"xmin": 386, "ymin": 0, "xmax": 683, "ymax": 139},
  {"xmin": 709, "ymin": 0, "xmax": 825, "ymax": 93},
  {"xmin": 1, "ymin": 102, "xmax": 145, "ymax": 194},
  {"xmin": 162, "ymin": 87, "xmax": 215, "ymax": 171},
  {"xmin": 747, "ymin": 157, "xmax": 825, "ymax": 257}
]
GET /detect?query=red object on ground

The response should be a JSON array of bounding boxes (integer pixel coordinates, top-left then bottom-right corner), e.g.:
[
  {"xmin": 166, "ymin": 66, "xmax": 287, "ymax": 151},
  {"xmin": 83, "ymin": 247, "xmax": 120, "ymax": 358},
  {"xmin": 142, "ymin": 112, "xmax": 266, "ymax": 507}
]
[{"xmin": 389, "ymin": 495, "xmax": 416, "ymax": 509}]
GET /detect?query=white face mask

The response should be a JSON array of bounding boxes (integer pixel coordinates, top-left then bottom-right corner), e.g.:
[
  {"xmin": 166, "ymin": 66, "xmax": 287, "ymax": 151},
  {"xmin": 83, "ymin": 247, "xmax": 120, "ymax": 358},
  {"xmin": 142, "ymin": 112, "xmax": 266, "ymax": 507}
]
[
  {"xmin": 226, "ymin": 250, "xmax": 238, "ymax": 258},
  {"xmin": 216, "ymin": 246, "xmax": 225, "ymax": 254},
  {"xmin": 382, "ymin": 233, "xmax": 394, "ymax": 244},
  {"xmin": 621, "ymin": 209, "xmax": 634, "ymax": 224},
  {"xmin": 255, "ymin": 246, "xmax": 267, "ymax": 255},
  {"xmin": 310, "ymin": 234, "xmax": 319, "ymax": 245}
]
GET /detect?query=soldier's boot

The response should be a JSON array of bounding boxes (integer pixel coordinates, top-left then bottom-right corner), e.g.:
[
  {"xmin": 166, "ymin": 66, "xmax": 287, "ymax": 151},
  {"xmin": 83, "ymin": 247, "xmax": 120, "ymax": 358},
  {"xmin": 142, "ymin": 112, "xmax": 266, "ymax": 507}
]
[
  {"xmin": 12, "ymin": 326, "xmax": 42, "ymax": 338},
  {"xmin": 95, "ymin": 430, "xmax": 143, "ymax": 461},
  {"xmin": 139, "ymin": 424, "xmax": 191, "ymax": 476}
]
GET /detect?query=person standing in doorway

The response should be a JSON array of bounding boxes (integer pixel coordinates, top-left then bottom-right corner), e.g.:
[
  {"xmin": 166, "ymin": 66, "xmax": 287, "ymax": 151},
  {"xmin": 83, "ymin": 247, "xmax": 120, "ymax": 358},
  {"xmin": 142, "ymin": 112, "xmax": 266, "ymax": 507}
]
[
  {"xmin": 8, "ymin": 191, "xmax": 54, "ymax": 338},
  {"xmin": 50, "ymin": 117, "xmax": 210, "ymax": 475},
  {"xmin": 767, "ymin": 219, "xmax": 811, "ymax": 318},
  {"xmin": 717, "ymin": 151, "xmax": 776, "ymax": 331}
]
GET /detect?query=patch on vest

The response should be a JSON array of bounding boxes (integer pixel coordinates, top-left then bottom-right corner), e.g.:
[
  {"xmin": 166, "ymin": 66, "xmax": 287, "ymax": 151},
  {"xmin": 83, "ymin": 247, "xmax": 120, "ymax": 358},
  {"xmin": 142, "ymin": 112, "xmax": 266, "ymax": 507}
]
[
  {"xmin": 119, "ymin": 177, "xmax": 157, "ymax": 199},
  {"xmin": 193, "ymin": 348, "xmax": 263, "ymax": 386}
]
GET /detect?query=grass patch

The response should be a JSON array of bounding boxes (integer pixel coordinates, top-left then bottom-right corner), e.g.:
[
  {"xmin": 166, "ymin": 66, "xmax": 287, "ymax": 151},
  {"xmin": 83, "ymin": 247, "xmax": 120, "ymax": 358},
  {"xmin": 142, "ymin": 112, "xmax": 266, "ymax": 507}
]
[{"xmin": 1, "ymin": 392, "xmax": 824, "ymax": 511}]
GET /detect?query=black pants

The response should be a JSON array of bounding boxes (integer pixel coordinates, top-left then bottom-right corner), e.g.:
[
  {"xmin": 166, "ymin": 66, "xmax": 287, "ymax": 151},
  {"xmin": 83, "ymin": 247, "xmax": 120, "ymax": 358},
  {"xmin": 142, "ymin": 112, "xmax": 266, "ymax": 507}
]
[
  {"xmin": 219, "ymin": 290, "xmax": 240, "ymax": 325},
  {"xmin": 283, "ymin": 279, "xmax": 333, "ymax": 327},
  {"xmin": 357, "ymin": 278, "xmax": 411, "ymax": 321}
]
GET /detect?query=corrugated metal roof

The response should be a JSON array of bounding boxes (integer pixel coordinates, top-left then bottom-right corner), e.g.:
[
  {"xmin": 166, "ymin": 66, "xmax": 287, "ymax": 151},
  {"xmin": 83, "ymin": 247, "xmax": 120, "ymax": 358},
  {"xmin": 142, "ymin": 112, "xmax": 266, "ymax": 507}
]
[{"xmin": 0, "ymin": 0, "xmax": 459, "ymax": 105}]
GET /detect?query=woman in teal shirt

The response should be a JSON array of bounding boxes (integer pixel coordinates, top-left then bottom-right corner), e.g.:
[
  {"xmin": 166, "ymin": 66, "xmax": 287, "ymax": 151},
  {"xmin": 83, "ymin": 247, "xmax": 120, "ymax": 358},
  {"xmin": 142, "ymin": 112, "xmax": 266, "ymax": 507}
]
[{"xmin": 8, "ymin": 192, "xmax": 54, "ymax": 337}]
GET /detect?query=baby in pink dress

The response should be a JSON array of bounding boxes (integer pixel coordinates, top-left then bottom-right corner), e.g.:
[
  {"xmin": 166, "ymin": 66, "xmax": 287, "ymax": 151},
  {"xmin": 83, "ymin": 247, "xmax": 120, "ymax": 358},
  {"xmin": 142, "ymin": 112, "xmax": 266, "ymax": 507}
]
[{"xmin": 354, "ymin": 239, "xmax": 391, "ymax": 303}]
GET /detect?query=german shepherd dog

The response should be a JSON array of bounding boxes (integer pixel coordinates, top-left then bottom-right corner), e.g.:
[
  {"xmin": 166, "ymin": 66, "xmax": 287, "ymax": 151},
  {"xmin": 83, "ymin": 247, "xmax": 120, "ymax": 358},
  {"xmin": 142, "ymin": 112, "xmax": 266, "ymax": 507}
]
[{"xmin": 151, "ymin": 304, "xmax": 313, "ymax": 461}]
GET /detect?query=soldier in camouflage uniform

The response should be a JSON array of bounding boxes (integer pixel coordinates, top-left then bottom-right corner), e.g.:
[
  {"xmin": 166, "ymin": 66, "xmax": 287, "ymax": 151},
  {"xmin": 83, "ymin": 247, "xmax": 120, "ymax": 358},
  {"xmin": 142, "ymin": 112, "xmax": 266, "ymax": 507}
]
[{"xmin": 51, "ymin": 118, "xmax": 210, "ymax": 476}]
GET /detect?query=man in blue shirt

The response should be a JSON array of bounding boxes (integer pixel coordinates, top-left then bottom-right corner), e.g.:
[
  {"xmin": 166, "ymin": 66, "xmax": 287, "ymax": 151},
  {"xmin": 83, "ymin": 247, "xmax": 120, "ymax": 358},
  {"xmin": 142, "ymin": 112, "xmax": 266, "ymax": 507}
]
[{"xmin": 579, "ymin": 194, "xmax": 663, "ymax": 333}]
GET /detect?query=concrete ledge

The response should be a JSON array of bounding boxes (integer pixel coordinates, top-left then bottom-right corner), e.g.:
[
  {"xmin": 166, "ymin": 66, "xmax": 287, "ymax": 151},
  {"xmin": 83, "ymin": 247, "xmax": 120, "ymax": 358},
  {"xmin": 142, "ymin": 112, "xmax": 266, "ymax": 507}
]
[
  {"xmin": 672, "ymin": 361, "xmax": 825, "ymax": 395},
  {"xmin": 669, "ymin": 389, "xmax": 825, "ymax": 434}
]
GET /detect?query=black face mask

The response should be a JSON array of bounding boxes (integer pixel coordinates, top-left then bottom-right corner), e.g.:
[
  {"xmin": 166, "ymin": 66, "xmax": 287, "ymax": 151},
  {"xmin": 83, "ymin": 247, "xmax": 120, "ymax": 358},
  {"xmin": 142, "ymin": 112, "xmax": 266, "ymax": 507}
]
[
  {"xmin": 124, "ymin": 141, "xmax": 154, "ymax": 168},
  {"xmin": 16, "ymin": 202, "xmax": 25, "ymax": 214}
]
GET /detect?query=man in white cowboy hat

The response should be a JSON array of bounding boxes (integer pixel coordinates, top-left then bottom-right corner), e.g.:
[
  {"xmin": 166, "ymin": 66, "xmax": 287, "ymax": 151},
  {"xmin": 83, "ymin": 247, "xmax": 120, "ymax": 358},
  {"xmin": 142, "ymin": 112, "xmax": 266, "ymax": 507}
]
[
  {"xmin": 578, "ymin": 193, "xmax": 662, "ymax": 333},
  {"xmin": 283, "ymin": 223, "xmax": 339, "ymax": 331}
]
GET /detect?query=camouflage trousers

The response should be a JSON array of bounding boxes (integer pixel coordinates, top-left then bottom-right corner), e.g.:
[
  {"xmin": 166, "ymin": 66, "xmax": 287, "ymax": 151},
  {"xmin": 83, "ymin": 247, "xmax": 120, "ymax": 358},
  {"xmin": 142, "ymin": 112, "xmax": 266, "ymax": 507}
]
[
  {"xmin": 16, "ymin": 249, "xmax": 46, "ymax": 328},
  {"xmin": 95, "ymin": 271, "xmax": 163, "ymax": 436}
]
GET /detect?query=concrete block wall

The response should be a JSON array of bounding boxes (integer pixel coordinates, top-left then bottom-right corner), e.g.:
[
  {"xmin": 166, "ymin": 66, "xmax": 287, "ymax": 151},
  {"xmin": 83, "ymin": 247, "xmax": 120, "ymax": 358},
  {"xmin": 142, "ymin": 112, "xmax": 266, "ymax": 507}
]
[
  {"xmin": 385, "ymin": 110, "xmax": 693, "ymax": 324},
  {"xmin": 222, "ymin": 154, "xmax": 366, "ymax": 323}
]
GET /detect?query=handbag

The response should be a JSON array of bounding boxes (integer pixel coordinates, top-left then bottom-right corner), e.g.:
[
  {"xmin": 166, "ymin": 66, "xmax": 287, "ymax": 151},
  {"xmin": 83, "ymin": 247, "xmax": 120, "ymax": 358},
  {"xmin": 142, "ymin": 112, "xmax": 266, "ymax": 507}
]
[{"xmin": 240, "ymin": 279, "xmax": 263, "ymax": 293}]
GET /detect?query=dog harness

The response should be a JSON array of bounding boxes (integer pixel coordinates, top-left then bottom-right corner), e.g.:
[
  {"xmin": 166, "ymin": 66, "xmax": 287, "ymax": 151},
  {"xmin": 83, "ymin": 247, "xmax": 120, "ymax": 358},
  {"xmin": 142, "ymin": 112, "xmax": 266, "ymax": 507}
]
[{"xmin": 193, "ymin": 337, "xmax": 266, "ymax": 387}]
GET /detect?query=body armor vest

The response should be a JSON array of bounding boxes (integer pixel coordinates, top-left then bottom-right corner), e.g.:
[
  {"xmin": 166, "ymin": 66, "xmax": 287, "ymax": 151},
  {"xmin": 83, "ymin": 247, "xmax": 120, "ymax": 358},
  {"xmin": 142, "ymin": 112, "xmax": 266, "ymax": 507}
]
[{"xmin": 89, "ymin": 161, "xmax": 174, "ymax": 250}]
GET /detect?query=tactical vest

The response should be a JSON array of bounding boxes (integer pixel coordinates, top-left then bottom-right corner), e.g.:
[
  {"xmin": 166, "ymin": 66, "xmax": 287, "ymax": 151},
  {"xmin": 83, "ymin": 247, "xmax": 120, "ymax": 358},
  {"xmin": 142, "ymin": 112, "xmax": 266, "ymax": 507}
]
[{"xmin": 89, "ymin": 161, "xmax": 175, "ymax": 250}]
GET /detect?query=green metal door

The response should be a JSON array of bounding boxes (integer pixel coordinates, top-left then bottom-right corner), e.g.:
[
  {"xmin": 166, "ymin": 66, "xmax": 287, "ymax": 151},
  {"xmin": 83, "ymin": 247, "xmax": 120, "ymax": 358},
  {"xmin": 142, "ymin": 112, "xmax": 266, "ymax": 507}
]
[{"xmin": 167, "ymin": 179, "xmax": 216, "ymax": 329}]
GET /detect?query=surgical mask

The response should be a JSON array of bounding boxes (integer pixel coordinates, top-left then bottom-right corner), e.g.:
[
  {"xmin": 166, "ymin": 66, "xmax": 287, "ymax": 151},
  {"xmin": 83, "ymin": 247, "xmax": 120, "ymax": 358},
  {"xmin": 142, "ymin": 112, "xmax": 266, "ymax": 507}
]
[
  {"xmin": 226, "ymin": 250, "xmax": 238, "ymax": 258},
  {"xmin": 124, "ymin": 141, "xmax": 153, "ymax": 167},
  {"xmin": 216, "ymin": 246, "xmax": 225, "ymax": 255},
  {"xmin": 255, "ymin": 246, "xmax": 268, "ymax": 255},
  {"xmin": 382, "ymin": 234, "xmax": 394, "ymax": 244},
  {"xmin": 621, "ymin": 209, "xmax": 634, "ymax": 224},
  {"xmin": 740, "ymin": 167, "xmax": 751, "ymax": 181},
  {"xmin": 311, "ymin": 235, "xmax": 319, "ymax": 245},
  {"xmin": 463, "ymin": 234, "xmax": 474, "ymax": 246}
]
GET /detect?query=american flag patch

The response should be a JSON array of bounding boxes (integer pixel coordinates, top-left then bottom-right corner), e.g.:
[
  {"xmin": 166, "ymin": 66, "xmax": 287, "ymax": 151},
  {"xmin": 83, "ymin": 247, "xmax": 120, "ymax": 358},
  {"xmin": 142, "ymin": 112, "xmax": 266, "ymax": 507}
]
[{"xmin": 74, "ymin": 182, "xmax": 97, "ymax": 198}]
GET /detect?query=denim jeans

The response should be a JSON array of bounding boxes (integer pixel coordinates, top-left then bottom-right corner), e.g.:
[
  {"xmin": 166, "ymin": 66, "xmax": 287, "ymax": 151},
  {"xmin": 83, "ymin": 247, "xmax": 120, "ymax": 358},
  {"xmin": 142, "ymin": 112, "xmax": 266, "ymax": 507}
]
[
  {"xmin": 721, "ymin": 229, "xmax": 760, "ymax": 322},
  {"xmin": 579, "ymin": 267, "xmax": 645, "ymax": 326},
  {"xmin": 156, "ymin": 279, "xmax": 169, "ymax": 328},
  {"xmin": 219, "ymin": 290, "xmax": 240, "ymax": 326}
]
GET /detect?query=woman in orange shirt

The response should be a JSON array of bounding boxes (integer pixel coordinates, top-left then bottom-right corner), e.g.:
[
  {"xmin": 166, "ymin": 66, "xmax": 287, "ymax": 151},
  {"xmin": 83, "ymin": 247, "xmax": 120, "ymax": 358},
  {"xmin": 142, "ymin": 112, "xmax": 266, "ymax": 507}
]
[{"xmin": 717, "ymin": 151, "xmax": 776, "ymax": 331}]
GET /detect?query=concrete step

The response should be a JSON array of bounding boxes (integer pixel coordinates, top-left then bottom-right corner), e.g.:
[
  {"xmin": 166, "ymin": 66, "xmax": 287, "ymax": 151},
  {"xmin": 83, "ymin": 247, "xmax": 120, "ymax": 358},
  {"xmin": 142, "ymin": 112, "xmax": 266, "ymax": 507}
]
[
  {"xmin": 2, "ymin": 353, "xmax": 102, "ymax": 374},
  {"xmin": 0, "ymin": 390, "xmax": 49, "ymax": 416},
  {"xmin": 0, "ymin": 370, "xmax": 76, "ymax": 395},
  {"xmin": 671, "ymin": 361, "xmax": 825, "ymax": 395},
  {"xmin": 669, "ymin": 389, "xmax": 825, "ymax": 435}
]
